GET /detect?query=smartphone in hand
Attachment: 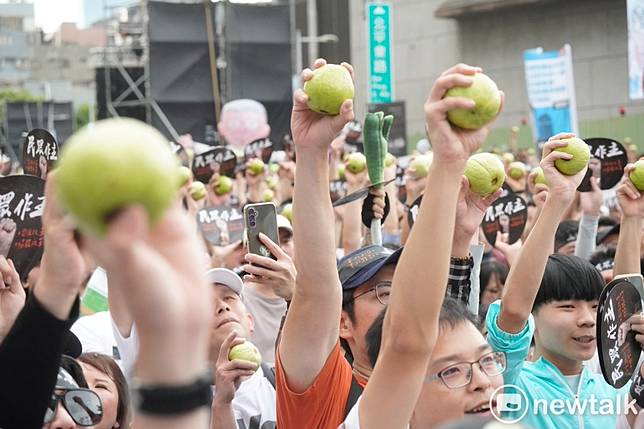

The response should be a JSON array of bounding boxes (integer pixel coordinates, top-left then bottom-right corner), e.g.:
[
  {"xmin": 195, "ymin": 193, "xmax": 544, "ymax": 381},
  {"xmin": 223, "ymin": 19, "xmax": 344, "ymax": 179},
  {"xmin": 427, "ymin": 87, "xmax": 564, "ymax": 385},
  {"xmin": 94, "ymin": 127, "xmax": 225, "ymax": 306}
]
[{"xmin": 244, "ymin": 202, "xmax": 280, "ymax": 260}]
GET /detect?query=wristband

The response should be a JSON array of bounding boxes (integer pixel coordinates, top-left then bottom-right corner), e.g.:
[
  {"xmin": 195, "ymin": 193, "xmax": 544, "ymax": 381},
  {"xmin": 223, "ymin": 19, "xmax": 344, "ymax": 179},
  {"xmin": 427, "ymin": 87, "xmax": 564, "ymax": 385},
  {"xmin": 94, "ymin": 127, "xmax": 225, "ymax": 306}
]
[{"xmin": 131, "ymin": 370, "xmax": 213, "ymax": 415}]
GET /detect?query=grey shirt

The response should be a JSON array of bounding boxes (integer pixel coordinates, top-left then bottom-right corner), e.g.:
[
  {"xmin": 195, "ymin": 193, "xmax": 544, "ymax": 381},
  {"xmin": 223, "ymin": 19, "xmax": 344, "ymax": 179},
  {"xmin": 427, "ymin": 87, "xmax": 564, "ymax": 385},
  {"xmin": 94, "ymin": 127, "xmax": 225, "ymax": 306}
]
[{"xmin": 242, "ymin": 285, "xmax": 287, "ymax": 367}]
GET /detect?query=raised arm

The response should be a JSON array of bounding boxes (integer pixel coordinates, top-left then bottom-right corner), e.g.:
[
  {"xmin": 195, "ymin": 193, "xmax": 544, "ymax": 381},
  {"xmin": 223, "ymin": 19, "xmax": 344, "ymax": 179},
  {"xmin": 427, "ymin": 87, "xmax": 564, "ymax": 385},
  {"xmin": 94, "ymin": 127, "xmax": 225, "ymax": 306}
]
[
  {"xmin": 575, "ymin": 176, "xmax": 602, "ymax": 260},
  {"xmin": 0, "ymin": 174, "xmax": 88, "ymax": 429},
  {"xmin": 357, "ymin": 64, "xmax": 499, "ymax": 429},
  {"xmin": 341, "ymin": 168, "xmax": 368, "ymax": 254},
  {"xmin": 497, "ymin": 134, "xmax": 587, "ymax": 333},
  {"xmin": 614, "ymin": 164, "xmax": 644, "ymax": 276},
  {"xmin": 278, "ymin": 59, "xmax": 355, "ymax": 391},
  {"xmin": 85, "ymin": 204, "xmax": 213, "ymax": 429}
]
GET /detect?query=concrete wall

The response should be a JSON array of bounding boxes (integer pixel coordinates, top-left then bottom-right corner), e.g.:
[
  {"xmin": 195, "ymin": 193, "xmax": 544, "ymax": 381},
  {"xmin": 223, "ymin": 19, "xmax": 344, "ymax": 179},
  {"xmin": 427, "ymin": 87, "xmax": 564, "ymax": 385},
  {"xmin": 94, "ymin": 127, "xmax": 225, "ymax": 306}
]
[{"xmin": 350, "ymin": 0, "xmax": 640, "ymax": 149}]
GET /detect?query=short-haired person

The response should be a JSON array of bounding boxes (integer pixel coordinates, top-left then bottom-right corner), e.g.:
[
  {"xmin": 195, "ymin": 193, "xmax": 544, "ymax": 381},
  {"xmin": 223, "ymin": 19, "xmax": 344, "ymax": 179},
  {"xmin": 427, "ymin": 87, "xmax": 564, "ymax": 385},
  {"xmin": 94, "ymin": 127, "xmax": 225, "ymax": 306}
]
[
  {"xmin": 111, "ymin": 267, "xmax": 278, "ymax": 429},
  {"xmin": 78, "ymin": 353, "xmax": 130, "ymax": 429},
  {"xmin": 338, "ymin": 63, "xmax": 503, "ymax": 429},
  {"xmin": 363, "ymin": 298, "xmax": 505, "ymax": 428},
  {"xmin": 479, "ymin": 260, "xmax": 507, "ymax": 313},
  {"xmin": 43, "ymin": 356, "xmax": 104, "ymax": 429},
  {"xmin": 486, "ymin": 136, "xmax": 644, "ymax": 428},
  {"xmin": 276, "ymin": 60, "xmax": 498, "ymax": 429}
]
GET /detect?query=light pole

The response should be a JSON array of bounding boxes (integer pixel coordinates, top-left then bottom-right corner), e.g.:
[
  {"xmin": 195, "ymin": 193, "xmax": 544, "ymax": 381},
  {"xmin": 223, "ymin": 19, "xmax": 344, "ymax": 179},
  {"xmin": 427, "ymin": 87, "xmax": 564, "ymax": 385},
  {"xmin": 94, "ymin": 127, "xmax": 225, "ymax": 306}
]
[{"xmin": 294, "ymin": 30, "xmax": 339, "ymax": 76}]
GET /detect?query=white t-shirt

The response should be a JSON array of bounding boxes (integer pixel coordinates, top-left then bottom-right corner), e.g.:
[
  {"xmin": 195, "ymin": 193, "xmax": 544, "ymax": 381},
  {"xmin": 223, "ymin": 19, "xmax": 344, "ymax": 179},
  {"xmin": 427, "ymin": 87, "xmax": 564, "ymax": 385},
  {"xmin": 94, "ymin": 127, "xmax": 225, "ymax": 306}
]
[
  {"xmin": 118, "ymin": 323, "xmax": 276, "ymax": 428},
  {"xmin": 213, "ymin": 368, "xmax": 276, "ymax": 429},
  {"xmin": 110, "ymin": 317, "xmax": 138, "ymax": 380},
  {"xmin": 71, "ymin": 311, "xmax": 122, "ymax": 365},
  {"xmin": 339, "ymin": 398, "xmax": 409, "ymax": 429}
]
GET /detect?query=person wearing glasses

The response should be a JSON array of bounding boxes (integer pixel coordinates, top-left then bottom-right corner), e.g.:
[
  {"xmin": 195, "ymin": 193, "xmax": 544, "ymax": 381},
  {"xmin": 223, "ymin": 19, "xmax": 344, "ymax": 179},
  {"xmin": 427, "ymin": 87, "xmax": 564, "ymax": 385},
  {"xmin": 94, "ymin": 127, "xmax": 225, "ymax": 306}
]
[
  {"xmin": 275, "ymin": 60, "xmax": 496, "ymax": 429},
  {"xmin": 361, "ymin": 298, "xmax": 506, "ymax": 428},
  {"xmin": 337, "ymin": 63, "xmax": 503, "ymax": 429},
  {"xmin": 43, "ymin": 356, "xmax": 104, "ymax": 428},
  {"xmin": 78, "ymin": 353, "xmax": 129, "ymax": 429}
]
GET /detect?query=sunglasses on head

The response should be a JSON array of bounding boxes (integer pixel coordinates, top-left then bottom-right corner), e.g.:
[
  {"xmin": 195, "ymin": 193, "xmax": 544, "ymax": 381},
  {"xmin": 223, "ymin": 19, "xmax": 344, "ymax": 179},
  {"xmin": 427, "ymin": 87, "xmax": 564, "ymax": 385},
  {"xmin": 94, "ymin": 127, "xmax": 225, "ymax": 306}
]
[{"xmin": 43, "ymin": 388, "xmax": 103, "ymax": 427}]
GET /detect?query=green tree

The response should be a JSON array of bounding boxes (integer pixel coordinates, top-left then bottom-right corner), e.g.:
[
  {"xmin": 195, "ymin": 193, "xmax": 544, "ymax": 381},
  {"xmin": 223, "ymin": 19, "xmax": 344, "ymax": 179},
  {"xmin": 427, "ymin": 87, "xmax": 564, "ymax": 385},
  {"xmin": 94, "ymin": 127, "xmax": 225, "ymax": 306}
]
[
  {"xmin": 75, "ymin": 104, "xmax": 95, "ymax": 130},
  {"xmin": 0, "ymin": 89, "xmax": 44, "ymax": 125}
]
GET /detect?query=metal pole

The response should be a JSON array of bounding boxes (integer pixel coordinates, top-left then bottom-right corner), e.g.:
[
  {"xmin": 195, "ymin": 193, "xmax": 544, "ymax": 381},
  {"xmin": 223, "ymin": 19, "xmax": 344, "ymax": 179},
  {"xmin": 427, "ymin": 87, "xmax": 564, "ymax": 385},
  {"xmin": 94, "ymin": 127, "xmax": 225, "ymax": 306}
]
[
  {"xmin": 289, "ymin": 0, "xmax": 296, "ymax": 77},
  {"xmin": 204, "ymin": 0, "xmax": 222, "ymax": 123},
  {"xmin": 306, "ymin": 0, "xmax": 317, "ymax": 66},
  {"xmin": 142, "ymin": 0, "xmax": 152, "ymax": 125},
  {"xmin": 295, "ymin": 29, "xmax": 302, "ymax": 76}
]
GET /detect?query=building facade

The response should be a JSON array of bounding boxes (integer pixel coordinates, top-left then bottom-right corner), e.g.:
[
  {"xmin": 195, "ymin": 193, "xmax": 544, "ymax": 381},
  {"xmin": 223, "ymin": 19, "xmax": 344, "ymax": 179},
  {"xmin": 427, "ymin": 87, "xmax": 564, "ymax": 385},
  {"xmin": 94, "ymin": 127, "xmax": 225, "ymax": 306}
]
[{"xmin": 349, "ymin": 0, "xmax": 644, "ymax": 151}]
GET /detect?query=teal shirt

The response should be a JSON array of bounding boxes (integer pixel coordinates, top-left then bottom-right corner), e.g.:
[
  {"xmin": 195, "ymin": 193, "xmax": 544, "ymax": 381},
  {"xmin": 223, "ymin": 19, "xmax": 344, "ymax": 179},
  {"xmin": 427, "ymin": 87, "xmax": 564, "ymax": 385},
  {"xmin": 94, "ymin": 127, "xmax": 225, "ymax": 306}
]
[{"xmin": 485, "ymin": 300, "xmax": 632, "ymax": 429}]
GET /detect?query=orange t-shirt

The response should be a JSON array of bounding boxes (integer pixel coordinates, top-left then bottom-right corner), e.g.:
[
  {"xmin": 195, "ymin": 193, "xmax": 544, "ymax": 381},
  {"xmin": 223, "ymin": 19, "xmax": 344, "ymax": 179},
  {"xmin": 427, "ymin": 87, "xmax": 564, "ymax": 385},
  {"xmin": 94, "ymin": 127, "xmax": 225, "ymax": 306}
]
[{"xmin": 276, "ymin": 341, "xmax": 368, "ymax": 429}]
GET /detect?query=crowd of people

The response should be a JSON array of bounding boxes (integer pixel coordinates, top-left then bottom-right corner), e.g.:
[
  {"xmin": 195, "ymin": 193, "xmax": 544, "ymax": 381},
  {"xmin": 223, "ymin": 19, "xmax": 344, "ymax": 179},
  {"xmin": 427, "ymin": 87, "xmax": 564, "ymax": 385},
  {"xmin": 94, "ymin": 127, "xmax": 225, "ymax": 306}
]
[{"xmin": 2, "ymin": 59, "xmax": 644, "ymax": 429}]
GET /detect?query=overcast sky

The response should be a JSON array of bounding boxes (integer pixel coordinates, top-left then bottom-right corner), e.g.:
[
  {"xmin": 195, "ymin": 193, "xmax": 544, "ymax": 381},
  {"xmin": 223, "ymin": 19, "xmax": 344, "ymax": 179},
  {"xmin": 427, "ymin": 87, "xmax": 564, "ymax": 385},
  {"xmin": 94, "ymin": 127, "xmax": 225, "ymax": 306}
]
[{"xmin": 33, "ymin": 0, "xmax": 84, "ymax": 33}]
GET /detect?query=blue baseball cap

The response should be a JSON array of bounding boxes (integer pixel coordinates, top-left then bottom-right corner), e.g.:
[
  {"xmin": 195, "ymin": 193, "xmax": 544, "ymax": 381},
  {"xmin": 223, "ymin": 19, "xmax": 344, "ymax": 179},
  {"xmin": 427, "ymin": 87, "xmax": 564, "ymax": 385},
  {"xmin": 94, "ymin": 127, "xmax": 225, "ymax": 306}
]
[{"xmin": 338, "ymin": 245, "xmax": 402, "ymax": 290}]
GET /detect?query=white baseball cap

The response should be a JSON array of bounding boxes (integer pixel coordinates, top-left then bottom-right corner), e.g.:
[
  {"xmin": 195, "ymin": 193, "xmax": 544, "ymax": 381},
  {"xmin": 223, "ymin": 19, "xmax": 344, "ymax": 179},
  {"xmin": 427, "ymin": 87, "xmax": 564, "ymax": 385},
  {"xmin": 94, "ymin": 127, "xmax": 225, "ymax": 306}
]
[{"xmin": 206, "ymin": 268, "xmax": 243, "ymax": 296}]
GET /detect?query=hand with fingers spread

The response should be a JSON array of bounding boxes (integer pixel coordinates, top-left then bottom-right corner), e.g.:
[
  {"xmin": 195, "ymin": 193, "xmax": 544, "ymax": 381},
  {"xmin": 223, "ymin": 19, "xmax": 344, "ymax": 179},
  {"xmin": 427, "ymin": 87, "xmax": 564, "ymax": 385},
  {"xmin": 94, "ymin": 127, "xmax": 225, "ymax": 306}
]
[
  {"xmin": 243, "ymin": 233, "xmax": 296, "ymax": 301},
  {"xmin": 617, "ymin": 164, "xmax": 644, "ymax": 219},
  {"xmin": 424, "ymin": 64, "xmax": 504, "ymax": 166},
  {"xmin": 213, "ymin": 331, "xmax": 259, "ymax": 406},
  {"xmin": 0, "ymin": 256, "xmax": 25, "ymax": 340},
  {"xmin": 580, "ymin": 176, "xmax": 603, "ymax": 217},
  {"xmin": 291, "ymin": 59, "xmax": 355, "ymax": 151},
  {"xmin": 540, "ymin": 133, "xmax": 589, "ymax": 209}
]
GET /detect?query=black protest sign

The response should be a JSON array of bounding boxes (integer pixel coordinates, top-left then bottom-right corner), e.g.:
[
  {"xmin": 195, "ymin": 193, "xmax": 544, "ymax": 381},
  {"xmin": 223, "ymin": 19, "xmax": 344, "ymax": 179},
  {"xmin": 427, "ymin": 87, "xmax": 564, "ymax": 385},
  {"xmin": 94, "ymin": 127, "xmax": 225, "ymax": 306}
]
[
  {"xmin": 0, "ymin": 175, "xmax": 45, "ymax": 281},
  {"xmin": 171, "ymin": 142, "xmax": 190, "ymax": 168},
  {"xmin": 23, "ymin": 129, "xmax": 58, "ymax": 179},
  {"xmin": 244, "ymin": 138, "xmax": 274, "ymax": 164},
  {"xmin": 481, "ymin": 194, "xmax": 527, "ymax": 247},
  {"xmin": 197, "ymin": 205, "xmax": 244, "ymax": 246},
  {"xmin": 578, "ymin": 138, "xmax": 627, "ymax": 192},
  {"xmin": 330, "ymin": 180, "xmax": 348, "ymax": 203},
  {"xmin": 597, "ymin": 275, "xmax": 644, "ymax": 388},
  {"xmin": 192, "ymin": 147, "xmax": 238, "ymax": 183}
]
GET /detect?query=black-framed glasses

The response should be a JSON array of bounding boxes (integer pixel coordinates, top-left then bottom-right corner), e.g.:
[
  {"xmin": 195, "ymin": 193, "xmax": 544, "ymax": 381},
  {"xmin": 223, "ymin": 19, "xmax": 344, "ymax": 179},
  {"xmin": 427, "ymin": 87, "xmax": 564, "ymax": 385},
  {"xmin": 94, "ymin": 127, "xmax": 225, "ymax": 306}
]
[
  {"xmin": 426, "ymin": 351, "xmax": 506, "ymax": 389},
  {"xmin": 43, "ymin": 389, "xmax": 103, "ymax": 426},
  {"xmin": 351, "ymin": 281, "xmax": 391, "ymax": 305}
]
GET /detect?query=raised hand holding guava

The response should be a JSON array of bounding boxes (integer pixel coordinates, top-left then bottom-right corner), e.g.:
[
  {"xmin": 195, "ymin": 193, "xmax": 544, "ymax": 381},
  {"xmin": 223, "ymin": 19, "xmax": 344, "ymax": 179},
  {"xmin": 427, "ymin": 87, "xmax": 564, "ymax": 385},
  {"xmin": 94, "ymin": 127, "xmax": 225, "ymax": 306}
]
[
  {"xmin": 426, "ymin": 64, "xmax": 504, "ymax": 166},
  {"xmin": 539, "ymin": 133, "xmax": 589, "ymax": 206},
  {"xmin": 55, "ymin": 118, "xmax": 180, "ymax": 236},
  {"xmin": 291, "ymin": 59, "xmax": 355, "ymax": 151}
]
